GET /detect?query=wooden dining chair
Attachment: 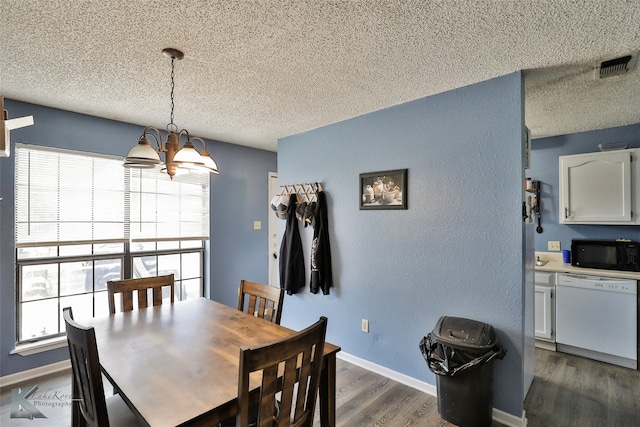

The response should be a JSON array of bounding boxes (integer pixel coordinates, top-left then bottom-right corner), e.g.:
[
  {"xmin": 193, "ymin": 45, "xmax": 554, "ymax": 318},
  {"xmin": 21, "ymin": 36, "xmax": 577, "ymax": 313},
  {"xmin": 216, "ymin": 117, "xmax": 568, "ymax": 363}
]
[
  {"xmin": 236, "ymin": 316, "xmax": 327, "ymax": 427},
  {"xmin": 107, "ymin": 274, "xmax": 174, "ymax": 314},
  {"xmin": 237, "ymin": 279, "xmax": 285, "ymax": 324},
  {"xmin": 63, "ymin": 307, "xmax": 142, "ymax": 427}
]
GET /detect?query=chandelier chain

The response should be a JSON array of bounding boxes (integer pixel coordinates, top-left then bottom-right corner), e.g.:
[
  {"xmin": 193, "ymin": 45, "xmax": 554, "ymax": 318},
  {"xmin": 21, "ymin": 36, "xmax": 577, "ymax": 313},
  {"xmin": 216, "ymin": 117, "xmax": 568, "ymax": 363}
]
[{"xmin": 168, "ymin": 57, "xmax": 177, "ymax": 133}]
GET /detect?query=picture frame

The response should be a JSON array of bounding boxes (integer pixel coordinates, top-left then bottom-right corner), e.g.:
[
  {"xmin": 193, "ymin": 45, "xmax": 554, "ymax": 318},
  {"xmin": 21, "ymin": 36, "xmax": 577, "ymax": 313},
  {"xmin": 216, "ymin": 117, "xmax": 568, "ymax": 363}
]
[{"xmin": 359, "ymin": 169, "xmax": 407, "ymax": 210}]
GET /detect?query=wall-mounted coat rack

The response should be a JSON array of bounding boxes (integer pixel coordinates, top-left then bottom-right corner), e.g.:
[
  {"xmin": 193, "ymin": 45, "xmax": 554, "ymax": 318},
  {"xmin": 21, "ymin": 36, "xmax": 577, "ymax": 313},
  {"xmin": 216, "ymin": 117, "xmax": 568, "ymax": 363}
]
[{"xmin": 278, "ymin": 182, "xmax": 324, "ymax": 204}]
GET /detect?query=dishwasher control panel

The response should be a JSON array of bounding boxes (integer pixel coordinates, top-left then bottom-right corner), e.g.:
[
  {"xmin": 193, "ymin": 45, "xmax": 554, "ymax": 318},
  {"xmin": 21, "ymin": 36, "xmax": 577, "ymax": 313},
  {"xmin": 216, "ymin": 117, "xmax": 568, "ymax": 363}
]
[
  {"xmin": 557, "ymin": 274, "xmax": 637, "ymax": 295},
  {"xmin": 593, "ymin": 282, "xmax": 634, "ymax": 292}
]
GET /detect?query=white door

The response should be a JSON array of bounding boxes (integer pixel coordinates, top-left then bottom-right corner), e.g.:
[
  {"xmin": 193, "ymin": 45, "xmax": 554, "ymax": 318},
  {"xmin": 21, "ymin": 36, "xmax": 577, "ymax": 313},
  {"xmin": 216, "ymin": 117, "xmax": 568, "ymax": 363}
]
[{"xmin": 268, "ymin": 172, "xmax": 279, "ymax": 287}]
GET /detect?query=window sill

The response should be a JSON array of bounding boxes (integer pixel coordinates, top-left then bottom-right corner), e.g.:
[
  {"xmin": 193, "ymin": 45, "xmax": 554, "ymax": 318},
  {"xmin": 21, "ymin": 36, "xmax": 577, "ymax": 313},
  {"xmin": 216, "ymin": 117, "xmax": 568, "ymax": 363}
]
[{"xmin": 10, "ymin": 337, "xmax": 67, "ymax": 356}]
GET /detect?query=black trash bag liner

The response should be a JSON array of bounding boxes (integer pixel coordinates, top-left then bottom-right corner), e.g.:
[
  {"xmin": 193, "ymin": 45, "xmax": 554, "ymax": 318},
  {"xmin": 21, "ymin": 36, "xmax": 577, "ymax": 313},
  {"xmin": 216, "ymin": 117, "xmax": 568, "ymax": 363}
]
[{"xmin": 419, "ymin": 319, "xmax": 507, "ymax": 377}]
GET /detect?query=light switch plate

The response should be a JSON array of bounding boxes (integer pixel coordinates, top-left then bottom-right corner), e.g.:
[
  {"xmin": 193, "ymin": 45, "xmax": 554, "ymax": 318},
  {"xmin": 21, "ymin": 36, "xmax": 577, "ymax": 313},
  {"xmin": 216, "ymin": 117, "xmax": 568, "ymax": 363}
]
[{"xmin": 548, "ymin": 241, "xmax": 561, "ymax": 251}]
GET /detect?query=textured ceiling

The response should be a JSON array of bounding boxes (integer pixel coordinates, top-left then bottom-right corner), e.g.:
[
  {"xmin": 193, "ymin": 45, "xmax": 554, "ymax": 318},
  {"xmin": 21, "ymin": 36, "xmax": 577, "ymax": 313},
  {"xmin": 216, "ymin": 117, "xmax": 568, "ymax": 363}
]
[{"xmin": 1, "ymin": 1, "xmax": 639, "ymax": 152}]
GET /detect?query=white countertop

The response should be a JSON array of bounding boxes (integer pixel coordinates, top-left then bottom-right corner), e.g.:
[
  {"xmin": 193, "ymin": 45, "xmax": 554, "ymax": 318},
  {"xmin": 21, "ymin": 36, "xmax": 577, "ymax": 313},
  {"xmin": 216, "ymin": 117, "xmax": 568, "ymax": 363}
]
[{"xmin": 534, "ymin": 251, "xmax": 640, "ymax": 281}]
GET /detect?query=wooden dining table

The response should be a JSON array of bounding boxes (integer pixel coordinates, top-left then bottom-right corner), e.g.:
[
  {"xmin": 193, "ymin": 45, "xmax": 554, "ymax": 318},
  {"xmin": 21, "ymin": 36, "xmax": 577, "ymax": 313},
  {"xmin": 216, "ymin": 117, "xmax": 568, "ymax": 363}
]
[{"xmin": 82, "ymin": 297, "xmax": 341, "ymax": 427}]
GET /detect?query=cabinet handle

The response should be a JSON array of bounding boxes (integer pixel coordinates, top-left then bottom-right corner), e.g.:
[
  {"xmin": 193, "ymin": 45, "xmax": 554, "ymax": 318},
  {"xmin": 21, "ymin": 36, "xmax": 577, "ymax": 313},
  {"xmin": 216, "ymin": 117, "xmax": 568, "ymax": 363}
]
[{"xmin": 564, "ymin": 207, "xmax": 569, "ymax": 219}]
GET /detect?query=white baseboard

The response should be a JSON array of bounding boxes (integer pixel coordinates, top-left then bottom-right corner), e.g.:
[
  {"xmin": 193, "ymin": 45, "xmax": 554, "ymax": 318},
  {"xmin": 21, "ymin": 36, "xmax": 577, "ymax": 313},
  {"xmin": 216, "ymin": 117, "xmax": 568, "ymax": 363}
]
[
  {"xmin": 0, "ymin": 360, "xmax": 71, "ymax": 389},
  {"xmin": 534, "ymin": 339, "xmax": 557, "ymax": 351},
  {"xmin": 338, "ymin": 352, "xmax": 438, "ymax": 395},
  {"xmin": 337, "ymin": 352, "xmax": 527, "ymax": 427},
  {"xmin": 493, "ymin": 409, "xmax": 528, "ymax": 427}
]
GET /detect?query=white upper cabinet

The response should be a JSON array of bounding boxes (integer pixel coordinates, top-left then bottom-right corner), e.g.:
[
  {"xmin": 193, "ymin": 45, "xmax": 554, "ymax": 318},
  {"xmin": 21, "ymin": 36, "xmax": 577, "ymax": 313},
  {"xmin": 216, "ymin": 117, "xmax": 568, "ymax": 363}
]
[{"xmin": 559, "ymin": 148, "xmax": 638, "ymax": 224}]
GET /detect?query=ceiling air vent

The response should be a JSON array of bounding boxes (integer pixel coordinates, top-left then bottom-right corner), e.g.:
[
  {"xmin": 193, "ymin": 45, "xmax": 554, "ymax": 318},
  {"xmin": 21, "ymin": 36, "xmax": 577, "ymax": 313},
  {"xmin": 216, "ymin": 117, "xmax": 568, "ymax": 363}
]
[{"xmin": 596, "ymin": 54, "xmax": 638, "ymax": 79}]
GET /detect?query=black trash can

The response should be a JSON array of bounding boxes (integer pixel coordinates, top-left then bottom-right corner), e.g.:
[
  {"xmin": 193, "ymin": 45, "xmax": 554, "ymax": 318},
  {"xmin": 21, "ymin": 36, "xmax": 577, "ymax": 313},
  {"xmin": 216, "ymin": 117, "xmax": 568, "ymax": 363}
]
[{"xmin": 419, "ymin": 316, "xmax": 506, "ymax": 427}]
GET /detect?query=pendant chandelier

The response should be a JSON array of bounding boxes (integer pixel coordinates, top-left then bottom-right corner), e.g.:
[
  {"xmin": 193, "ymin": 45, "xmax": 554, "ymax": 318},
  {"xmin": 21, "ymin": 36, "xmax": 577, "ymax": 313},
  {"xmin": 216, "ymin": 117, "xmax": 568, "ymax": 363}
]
[{"xmin": 124, "ymin": 48, "xmax": 219, "ymax": 178}]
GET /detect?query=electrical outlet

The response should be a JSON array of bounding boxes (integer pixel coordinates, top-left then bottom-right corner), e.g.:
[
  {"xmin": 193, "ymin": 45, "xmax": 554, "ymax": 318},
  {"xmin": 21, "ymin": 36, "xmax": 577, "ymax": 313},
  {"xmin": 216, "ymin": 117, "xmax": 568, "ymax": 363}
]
[
  {"xmin": 253, "ymin": 221, "xmax": 261, "ymax": 230},
  {"xmin": 548, "ymin": 241, "xmax": 561, "ymax": 251},
  {"xmin": 361, "ymin": 319, "xmax": 369, "ymax": 333}
]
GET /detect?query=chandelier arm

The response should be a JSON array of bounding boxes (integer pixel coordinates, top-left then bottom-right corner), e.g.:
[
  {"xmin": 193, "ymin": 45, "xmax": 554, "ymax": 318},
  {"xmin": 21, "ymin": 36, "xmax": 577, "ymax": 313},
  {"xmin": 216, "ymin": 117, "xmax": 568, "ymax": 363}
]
[
  {"xmin": 188, "ymin": 137, "xmax": 206, "ymax": 151},
  {"xmin": 177, "ymin": 129, "xmax": 191, "ymax": 145},
  {"xmin": 141, "ymin": 126, "xmax": 166, "ymax": 152}
]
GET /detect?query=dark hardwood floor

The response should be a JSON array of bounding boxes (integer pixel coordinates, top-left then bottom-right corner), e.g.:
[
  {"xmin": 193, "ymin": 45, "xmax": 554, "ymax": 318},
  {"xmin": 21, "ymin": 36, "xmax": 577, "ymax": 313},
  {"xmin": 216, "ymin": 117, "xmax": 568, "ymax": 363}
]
[
  {"xmin": 2, "ymin": 348, "xmax": 639, "ymax": 426},
  {"xmin": 524, "ymin": 348, "xmax": 640, "ymax": 427}
]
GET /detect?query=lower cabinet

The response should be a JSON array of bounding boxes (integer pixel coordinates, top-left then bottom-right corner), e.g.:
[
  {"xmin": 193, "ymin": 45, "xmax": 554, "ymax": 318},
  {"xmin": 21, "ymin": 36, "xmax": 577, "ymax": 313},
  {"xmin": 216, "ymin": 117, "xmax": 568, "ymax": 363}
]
[
  {"xmin": 534, "ymin": 272, "xmax": 555, "ymax": 342},
  {"xmin": 535, "ymin": 285, "xmax": 554, "ymax": 340}
]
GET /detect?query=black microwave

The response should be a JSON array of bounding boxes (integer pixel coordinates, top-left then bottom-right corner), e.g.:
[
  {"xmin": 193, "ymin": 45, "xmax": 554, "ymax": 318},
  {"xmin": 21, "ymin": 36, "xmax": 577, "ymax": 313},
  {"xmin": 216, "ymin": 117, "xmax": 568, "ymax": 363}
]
[{"xmin": 571, "ymin": 239, "xmax": 640, "ymax": 272}]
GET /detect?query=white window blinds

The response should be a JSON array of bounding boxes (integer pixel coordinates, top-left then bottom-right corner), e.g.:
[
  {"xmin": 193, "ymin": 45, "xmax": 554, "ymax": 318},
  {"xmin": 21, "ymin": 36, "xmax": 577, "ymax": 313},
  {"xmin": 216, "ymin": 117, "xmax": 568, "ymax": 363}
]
[
  {"xmin": 129, "ymin": 168, "xmax": 210, "ymax": 242},
  {"xmin": 15, "ymin": 144, "xmax": 210, "ymax": 247},
  {"xmin": 15, "ymin": 144, "xmax": 128, "ymax": 247}
]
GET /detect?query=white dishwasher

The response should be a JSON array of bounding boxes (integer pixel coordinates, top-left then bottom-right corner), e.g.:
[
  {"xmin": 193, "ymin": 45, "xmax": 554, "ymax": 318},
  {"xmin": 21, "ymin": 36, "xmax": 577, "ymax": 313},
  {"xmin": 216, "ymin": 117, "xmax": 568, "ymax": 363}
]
[{"xmin": 556, "ymin": 273, "xmax": 637, "ymax": 369}]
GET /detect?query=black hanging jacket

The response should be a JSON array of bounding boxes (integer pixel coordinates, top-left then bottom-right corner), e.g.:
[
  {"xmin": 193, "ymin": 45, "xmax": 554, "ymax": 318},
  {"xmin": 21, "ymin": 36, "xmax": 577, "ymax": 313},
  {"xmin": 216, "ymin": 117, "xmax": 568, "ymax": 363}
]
[
  {"xmin": 310, "ymin": 191, "xmax": 333, "ymax": 295},
  {"xmin": 279, "ymin": 194, "xmax": 305, "ymax": 295}
]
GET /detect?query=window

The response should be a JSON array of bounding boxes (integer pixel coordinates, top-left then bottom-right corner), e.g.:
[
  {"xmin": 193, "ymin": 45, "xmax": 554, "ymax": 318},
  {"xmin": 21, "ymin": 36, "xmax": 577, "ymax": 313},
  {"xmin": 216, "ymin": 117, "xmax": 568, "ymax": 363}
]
[{"xmin": 15, "ymin": 144, "xmax": 209, "ymax": 344}]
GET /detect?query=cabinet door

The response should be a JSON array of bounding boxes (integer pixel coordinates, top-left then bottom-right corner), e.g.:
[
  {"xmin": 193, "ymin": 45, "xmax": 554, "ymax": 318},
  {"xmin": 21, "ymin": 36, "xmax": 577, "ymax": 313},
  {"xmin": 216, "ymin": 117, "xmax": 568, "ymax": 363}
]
[
  {"xmin": 534, "ymin": 285, "xmax": 553, "ymax": 340},
  {"xmin": 559, "ymin": 150, "xmax": 633, "ymax": 223}
]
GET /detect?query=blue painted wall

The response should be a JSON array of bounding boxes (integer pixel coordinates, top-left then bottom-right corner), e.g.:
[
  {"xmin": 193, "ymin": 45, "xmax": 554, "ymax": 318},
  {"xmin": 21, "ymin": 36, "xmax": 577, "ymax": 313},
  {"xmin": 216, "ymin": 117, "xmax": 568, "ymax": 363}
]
[
  {"xmin": 528, "ymin": 123, "xmax": 640, "ymax": 251},
  {"xmin": 0, "ymin": 99, "xmax": 276, "ymax": 376},
  {"xmin": 208, "ymin": 140, "xmax": 278, "ymax": 305},
  {"xmin": 276, "ymin": 73, "xmax": 528, "ymax": 416}
]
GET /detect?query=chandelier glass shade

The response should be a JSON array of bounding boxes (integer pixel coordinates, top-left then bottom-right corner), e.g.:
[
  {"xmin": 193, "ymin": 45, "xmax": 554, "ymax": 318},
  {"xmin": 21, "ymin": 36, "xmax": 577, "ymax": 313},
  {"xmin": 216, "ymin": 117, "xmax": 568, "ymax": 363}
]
[{"xmin": 124, "ymin": 48, "xmax": 219, "ymax": 178}]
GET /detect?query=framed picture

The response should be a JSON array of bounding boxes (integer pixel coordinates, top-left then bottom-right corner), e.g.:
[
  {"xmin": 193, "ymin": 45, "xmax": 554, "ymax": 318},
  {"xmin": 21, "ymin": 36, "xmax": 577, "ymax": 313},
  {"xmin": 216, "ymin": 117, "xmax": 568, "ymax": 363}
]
[{"xmin": 359, "ymin": 169, "xmax": 407, "ymax": 210}]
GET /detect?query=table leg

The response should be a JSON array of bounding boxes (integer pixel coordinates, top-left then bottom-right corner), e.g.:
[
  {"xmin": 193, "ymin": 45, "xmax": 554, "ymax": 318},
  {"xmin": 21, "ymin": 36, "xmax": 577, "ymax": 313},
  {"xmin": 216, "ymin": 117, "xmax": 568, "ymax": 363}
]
[{"xmin": 319, "ymin": 353, "xmax": 336, "ymax": 427}]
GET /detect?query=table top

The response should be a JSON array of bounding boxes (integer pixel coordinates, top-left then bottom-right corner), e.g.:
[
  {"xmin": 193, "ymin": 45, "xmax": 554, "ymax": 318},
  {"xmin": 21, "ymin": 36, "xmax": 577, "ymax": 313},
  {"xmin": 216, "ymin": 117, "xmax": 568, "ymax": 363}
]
[{"xmin": 82, "ymin": 297, "xmax": 340, "ymax": 427}]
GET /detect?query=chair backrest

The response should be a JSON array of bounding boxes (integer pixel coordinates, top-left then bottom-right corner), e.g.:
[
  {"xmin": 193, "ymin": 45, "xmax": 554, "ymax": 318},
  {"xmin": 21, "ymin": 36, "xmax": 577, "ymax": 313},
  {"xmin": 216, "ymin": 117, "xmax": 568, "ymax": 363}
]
[
  {"xmin": 237, "ymin": 316, "xmax": 327, "ymax": 427},
  {"xmin": 63, "ymin": 307, "xmax": 110, "ymax": 427},
  {"xmin": 107, "ymin": 274, "xmax": 174, "ymax": 314},
  {"xmin": 237, "ymin": 280, "xmax": 285, "ymax": 324}
]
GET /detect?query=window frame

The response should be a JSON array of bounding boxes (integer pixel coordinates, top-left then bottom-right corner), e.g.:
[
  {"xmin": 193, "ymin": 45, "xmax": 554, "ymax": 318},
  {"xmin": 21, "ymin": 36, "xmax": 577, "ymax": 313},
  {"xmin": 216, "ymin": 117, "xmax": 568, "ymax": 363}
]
[{"xmin": 14, "ymin": 144, "xmax": 209, "ymax": 345}]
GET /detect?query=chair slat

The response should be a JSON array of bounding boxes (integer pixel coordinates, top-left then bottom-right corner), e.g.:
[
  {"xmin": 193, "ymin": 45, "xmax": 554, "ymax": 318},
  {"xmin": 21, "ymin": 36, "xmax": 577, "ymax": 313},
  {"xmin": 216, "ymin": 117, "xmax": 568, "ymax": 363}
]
[
  {"xmin": 122, "ymin": 292, "xmax": 134, "ymax": 312},
  {"xmin": 137, "ymin": 289, "xmax": 148, "ymax": 309},
  {"xmin": 152, "ymin": 286, "xmax": 163, "ymax": 306},
  {"xmin": 257, "ymin": 298, "xmax": 268, "ymax": 319},
  {"xmin": 248, "ymin": 294, "xmax": 258, "ymax": 316}
]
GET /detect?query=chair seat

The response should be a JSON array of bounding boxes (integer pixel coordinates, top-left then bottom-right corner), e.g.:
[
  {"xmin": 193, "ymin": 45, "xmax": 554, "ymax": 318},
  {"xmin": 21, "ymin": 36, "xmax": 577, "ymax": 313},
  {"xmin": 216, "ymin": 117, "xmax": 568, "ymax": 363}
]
[{"xmin": 106, "ymin": 394, "xmax": 143, "ymax": 426}]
